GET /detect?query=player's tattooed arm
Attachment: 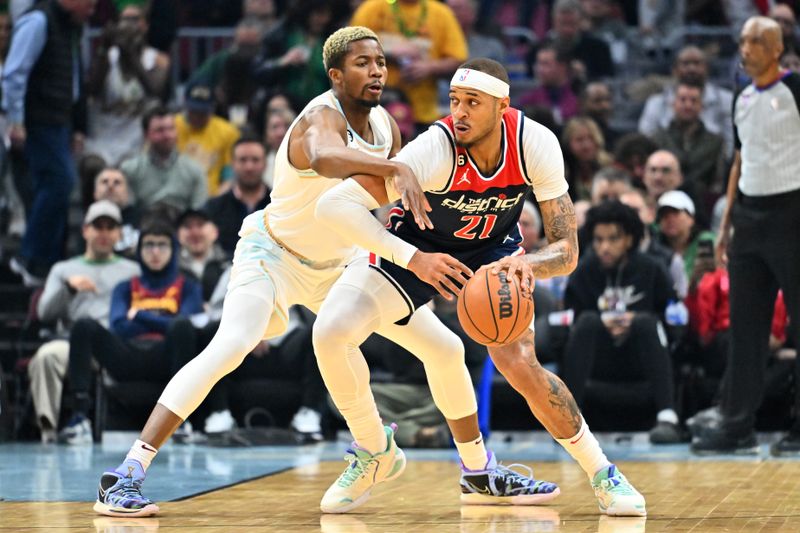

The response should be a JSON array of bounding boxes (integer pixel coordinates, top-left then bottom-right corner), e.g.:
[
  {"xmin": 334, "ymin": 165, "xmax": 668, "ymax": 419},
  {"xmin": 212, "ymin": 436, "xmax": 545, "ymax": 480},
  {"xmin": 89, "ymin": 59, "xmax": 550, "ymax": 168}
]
[{"xmin": 525, "ymin": 192, "xmax": 579, "ymax": 279}]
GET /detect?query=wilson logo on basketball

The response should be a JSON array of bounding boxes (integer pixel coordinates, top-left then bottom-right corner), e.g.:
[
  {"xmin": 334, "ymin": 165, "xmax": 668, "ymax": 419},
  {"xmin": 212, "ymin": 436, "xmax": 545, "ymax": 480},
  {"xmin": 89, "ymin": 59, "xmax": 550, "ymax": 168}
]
[
  {"xmin": 497, "ymin": 272, "xmax": 513, "ymax": 319},
  {"xmin": 442, "ymin": 192, "xmax": 524, "ymax": 213}
]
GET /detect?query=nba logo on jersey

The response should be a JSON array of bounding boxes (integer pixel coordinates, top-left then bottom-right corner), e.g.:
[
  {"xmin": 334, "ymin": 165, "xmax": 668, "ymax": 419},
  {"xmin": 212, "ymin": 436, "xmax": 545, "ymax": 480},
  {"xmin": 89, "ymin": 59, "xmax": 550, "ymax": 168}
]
[{"xmin": 459, "ymin": 69, "xmax": 471, "ymax": 81}]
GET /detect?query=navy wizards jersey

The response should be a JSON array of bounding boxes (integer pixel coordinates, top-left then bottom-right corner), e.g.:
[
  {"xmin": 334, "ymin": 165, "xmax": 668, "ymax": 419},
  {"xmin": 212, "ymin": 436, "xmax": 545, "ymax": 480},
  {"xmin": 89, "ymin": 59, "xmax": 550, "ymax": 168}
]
[
  {"xmin": 389, "ymin": 108, "xmax": 530, "ymax": 259},
  {"xmin": 372, "ymin": 108, "xmax": 533, "ymax": 317}
]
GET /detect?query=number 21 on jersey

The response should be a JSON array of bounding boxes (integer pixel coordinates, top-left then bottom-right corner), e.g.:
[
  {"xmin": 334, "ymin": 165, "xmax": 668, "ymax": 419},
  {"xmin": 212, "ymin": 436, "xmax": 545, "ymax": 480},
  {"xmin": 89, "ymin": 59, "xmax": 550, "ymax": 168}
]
[{"xmin": 454, "ymin": 214, "xmax": 497, "ymax": 240}]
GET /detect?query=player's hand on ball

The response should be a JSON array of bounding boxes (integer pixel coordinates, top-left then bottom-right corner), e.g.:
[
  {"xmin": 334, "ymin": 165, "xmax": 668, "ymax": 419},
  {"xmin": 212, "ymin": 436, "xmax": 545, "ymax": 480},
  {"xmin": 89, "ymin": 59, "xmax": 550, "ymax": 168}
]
[
  {"xmin": 392, "ymin": 162, "xmax": 433, "ymax": 230},
  {"xmin": 481, "ymin": 256, "xmax": 534, "ymax": 298},
  {"xmin": 408, "ymin": 250, "xmax": 472, "ymax": 301}
]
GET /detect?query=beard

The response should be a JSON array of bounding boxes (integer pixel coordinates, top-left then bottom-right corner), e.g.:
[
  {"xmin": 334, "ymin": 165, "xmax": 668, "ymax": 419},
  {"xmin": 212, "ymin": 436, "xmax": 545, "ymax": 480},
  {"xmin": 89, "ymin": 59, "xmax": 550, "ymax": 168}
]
[{"xmin": 355, "ymin": 96, "xmax": 380, "ymax": 109}]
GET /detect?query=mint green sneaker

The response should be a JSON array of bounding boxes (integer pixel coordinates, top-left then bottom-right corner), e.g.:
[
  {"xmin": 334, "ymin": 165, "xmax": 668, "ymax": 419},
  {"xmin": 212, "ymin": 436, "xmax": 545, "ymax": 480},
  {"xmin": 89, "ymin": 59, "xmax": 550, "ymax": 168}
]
[
  {"xmin": 591, "ymin": 464, "xmax": 646, "ymax": 516},
  {"xmin": 320, "ymin": 424, "xmax": 406, "ymax": 513}
]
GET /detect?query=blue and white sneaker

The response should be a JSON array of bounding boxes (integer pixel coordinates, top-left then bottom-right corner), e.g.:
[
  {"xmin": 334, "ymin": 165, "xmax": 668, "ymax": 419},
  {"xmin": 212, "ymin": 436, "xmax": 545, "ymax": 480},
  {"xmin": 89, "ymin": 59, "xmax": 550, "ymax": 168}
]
[
  {"xmin": 320, "ymin": 424, "xmax": 406, "ymax": 513},
  {"xmin": 59, "ymin": 414, "xmax": 92, "ymax": 445},
  {"xmin": 460, "ymin": 451, "xmax": 560, "ymax": 505},
  {"xmin": 93, "ymin": 460, "xmax": 159, "ymax": 517}
]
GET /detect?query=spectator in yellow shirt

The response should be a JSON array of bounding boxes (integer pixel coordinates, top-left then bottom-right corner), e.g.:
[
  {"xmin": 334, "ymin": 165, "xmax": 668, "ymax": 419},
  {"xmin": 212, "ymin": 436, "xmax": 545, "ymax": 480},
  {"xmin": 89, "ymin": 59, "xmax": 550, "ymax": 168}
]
[
  {"xmin": 176, "ymin": 84, "xmax": 241, "ymax": 196},
  {"xmin": 352, "ymin": 0, "xmax": 468, "ymax": 127}
]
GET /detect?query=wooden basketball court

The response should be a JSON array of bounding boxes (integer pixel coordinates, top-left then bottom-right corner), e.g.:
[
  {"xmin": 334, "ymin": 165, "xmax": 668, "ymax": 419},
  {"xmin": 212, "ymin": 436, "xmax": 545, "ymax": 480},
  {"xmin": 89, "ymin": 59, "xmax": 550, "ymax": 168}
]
[{"xmin": 4, "ymin": 459, "xmax": 800, "ymax": 532}]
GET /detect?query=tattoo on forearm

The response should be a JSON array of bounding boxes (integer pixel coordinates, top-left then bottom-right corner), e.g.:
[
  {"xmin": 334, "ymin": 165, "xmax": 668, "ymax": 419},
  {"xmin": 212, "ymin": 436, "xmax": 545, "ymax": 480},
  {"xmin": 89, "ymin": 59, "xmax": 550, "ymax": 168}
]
[
  {"xmin": 526, "ymin": 193, "xmax": 578, "ymax": 279},
  {"xmin": 546, "ymin": 374, "xmax": 583, "ymax": 432}
]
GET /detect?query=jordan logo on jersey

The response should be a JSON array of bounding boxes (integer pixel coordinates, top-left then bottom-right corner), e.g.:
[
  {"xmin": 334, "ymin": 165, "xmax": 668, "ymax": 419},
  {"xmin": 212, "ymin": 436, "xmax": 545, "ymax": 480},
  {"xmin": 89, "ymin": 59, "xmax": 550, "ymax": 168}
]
[{"xmin": 456, "ymin": 170, "xmax": 471, "ymax": 186}]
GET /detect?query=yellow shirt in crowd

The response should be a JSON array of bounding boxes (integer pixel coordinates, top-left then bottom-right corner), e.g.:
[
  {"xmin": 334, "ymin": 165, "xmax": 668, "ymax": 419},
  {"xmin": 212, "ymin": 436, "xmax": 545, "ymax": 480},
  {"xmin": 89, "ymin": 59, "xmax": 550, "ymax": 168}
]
[
  {"xmin": 176, "ymin": 114, "xmax": 240, "ymax": 195},
  {"xmin": 352, "ymin": 0, "xmax": 467, "ymax": 124}
]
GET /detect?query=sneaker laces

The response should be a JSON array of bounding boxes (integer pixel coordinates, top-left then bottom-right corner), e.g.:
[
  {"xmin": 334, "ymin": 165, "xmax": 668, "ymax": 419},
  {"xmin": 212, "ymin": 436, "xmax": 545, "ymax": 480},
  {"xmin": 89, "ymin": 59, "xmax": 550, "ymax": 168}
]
[
  {"xmin": 111, "ymin": 476, "xmax": 148, "ymax": 505},
  {"xmin": 492, "ymin": 463, "xmax": 535, "ymax": 487},
  {"xmin": 336, "ymin": 449, "xmax": 373, "ymax": 488},
  {"xmin": 490, "ymin": 463, "xmax": 548, "ymax": 495},
  {"xmin": 599, "ymin": 473, "xmax": 636, "ymax": 496}
]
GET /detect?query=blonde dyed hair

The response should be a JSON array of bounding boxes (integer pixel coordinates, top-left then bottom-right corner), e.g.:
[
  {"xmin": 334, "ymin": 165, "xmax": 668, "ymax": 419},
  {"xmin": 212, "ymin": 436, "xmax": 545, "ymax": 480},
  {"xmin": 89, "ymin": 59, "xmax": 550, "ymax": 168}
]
[{"xmin": 323, "ymin": 26, "xmax": 380, "ymax": 70}]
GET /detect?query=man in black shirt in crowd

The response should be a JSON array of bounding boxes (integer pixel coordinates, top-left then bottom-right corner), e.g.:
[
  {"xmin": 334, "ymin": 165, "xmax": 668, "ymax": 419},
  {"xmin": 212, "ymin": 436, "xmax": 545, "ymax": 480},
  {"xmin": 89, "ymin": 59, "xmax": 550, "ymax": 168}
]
[{"xmin": 205, "ymin": 136, "xmax": 271, "ymax": 254}]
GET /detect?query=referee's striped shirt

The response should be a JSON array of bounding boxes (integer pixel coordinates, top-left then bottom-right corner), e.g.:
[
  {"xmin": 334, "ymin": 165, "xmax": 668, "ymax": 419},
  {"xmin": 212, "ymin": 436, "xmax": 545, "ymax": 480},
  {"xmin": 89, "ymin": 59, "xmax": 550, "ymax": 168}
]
[{"xmin": 733, "ymin": 71, "xmax": 800, "ymax": 196}]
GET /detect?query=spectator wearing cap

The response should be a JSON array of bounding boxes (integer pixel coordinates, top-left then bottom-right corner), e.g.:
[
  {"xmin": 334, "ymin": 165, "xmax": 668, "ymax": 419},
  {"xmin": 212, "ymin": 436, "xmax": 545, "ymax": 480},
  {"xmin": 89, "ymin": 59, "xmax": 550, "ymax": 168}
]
[
  {"xmin": 93, "ymin": 167, "xmax": 141, "ymax": 258},
  {"xmin": 121, "ymin": 105, "xmax": 208, "ymax": 215},
  {"xmin": 204, "ymin": 136, "xmax": 270, "ymax": 255},
  {"xmin": 28, "ymin": 200, "xmax": 140, "ymax": 443},
  {"xmin": 176, "ymin": 83, "xmax": 241, "ymax": 196},
  {"xmin": 654, "ymin": 190, "xmax": 715, "ymax": 285},
  {"xmin": 60, "ymin": 220, "xmax": 203, "ymax": 444},
  {"xmin": 177, "ymin": 208, "xmax": 229, "ymax": 302}
]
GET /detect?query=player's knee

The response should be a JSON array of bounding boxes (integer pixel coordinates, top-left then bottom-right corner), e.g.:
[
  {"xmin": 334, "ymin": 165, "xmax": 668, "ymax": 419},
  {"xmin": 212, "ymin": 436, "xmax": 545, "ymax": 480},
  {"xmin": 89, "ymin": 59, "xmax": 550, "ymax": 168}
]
[
  {"xmin": 490, "ymin": 342, "xmax": 537, "ymax": 379},
  {"xmin": 312, "ymin": 311, "xmax": 360, "ymax": 353},
  {"xmin": 206, "ymin": 329, "xmax": 260, "ymax": 369},
  {"xmin": 423, "ymin": 329, "xmax": 465, "ymax": 369}
]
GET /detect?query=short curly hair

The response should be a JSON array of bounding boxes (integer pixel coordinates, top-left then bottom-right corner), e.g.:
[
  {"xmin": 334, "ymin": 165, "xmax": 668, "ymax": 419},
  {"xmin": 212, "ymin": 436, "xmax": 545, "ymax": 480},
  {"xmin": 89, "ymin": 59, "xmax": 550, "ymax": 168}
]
[
  {"xmin": 584, "ymin": 200, "xmax": 644, "ymax": 252},
  {"xmin": 323, "ymin": 26, "xmax": 380, "ymax": 70}
]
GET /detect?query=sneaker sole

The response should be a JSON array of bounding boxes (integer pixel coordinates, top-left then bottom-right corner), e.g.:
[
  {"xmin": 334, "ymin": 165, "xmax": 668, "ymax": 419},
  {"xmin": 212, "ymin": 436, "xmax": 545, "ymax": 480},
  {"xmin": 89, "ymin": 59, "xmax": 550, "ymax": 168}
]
[
  {"xmin": 320, "ymin": 448, "xmax": 407, "ymax": 514},
  {"xmin": 93, "ymin": 500, "xmax": 160, "ymax": 517},
  {"xmin": 460, "ymin": 486, "xmax": 561, "ymax": 506},
  {"xmin": 599, "ymin": 500, "xmax": 647, "ymax": 517}
]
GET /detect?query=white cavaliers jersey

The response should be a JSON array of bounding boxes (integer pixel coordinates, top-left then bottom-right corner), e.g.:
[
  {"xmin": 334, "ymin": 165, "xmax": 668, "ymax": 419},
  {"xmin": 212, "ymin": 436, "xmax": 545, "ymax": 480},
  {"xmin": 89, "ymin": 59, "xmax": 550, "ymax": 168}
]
[{"xmin": 265, "ymin": 90, "xmax": 394, "ymax": 264}]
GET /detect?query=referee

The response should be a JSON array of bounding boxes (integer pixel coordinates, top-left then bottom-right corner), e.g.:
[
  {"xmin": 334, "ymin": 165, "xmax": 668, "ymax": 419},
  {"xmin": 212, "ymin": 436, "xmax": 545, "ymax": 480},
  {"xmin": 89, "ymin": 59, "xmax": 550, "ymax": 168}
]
[{"xmin": 692, "ymin": 16, "xmax": 800, "ymax": 455}]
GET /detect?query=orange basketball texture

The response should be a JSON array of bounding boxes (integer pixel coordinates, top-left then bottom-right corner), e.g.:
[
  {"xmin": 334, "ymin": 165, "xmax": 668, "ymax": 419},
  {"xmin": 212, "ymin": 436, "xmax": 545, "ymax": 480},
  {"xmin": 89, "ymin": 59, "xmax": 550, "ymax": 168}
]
[{"xmin": 457, "ymin": 269, "xmax": 534, "ymax": 347}]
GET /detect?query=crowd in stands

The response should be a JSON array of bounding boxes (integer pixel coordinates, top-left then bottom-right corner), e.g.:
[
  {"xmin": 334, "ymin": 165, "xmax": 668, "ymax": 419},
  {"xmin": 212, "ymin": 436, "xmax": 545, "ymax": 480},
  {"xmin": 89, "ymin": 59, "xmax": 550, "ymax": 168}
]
[{"xmin": 0, "ymin": 0, "xmax": 796, "ymax": 448}]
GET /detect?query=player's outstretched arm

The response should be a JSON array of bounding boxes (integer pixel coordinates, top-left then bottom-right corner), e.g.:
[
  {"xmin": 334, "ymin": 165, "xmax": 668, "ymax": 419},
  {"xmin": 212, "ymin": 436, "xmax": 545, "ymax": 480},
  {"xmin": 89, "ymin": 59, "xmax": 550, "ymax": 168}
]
[
  {"xmin": 526, "ymin": 192, "xmax": 579, "ymax": 279},
  {"xmin": 315, "ymin": 176, "xmax": 471, "ymax": 300}
]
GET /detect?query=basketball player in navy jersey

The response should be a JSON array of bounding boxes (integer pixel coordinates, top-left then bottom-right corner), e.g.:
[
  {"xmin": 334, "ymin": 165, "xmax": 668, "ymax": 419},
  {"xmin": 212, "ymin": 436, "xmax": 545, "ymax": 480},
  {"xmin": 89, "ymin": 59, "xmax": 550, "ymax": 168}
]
[{"xmin": 314, "ymin": 58, "xmax": 647, "ymax": 516}]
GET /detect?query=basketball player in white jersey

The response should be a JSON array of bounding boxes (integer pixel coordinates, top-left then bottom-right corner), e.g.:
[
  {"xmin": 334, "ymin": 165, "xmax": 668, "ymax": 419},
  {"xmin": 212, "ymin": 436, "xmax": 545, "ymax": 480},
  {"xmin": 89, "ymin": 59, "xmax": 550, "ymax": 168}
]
[
  {"xmin": 92, "ymin": 29, "xmax": 550, "ymax": 518},
  {"xmin": 314, "ymin": 58, "xmax": 647, "ymax": 517}
]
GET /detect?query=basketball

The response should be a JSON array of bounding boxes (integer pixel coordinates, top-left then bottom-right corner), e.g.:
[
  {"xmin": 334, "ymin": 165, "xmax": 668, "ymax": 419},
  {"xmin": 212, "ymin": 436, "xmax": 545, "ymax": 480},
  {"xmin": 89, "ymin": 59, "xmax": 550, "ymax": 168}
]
[{"xmin": 457, "ymin": 269, "xmax": 534, "ymax": 346}]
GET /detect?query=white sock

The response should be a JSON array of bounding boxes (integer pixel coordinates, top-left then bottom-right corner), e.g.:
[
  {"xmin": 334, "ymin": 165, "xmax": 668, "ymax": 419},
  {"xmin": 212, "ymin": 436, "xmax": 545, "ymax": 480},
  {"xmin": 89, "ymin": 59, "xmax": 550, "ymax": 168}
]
[
  {"xmin": 347, "ymin": 401, "xmax": 387, "ymax": 455},
  {"xmin": 556, "ymin": 418, "xmax": 611, "ymax": 479},
  {"xmin": 354, "ymin": 422, "xmax": 388, "ymax": 455},
  {"xmin": 126, "ymin": 439, "xmax": 158, "ymax": 472},
  {"xmin": 455, "ymin": 433, "xmax": 488, "ymax": 471},
  {"xmin": 657, "ymin": 409, "xmax": 679, "ymax": 425}
]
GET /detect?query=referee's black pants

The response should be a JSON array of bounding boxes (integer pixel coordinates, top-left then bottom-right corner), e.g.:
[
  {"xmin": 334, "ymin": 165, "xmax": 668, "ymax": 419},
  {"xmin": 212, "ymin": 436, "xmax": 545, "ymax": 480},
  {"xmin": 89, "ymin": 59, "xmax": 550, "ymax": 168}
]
[{"xmin": 721, "ymin": 188, "xmax": 800, "ymax": 436}]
